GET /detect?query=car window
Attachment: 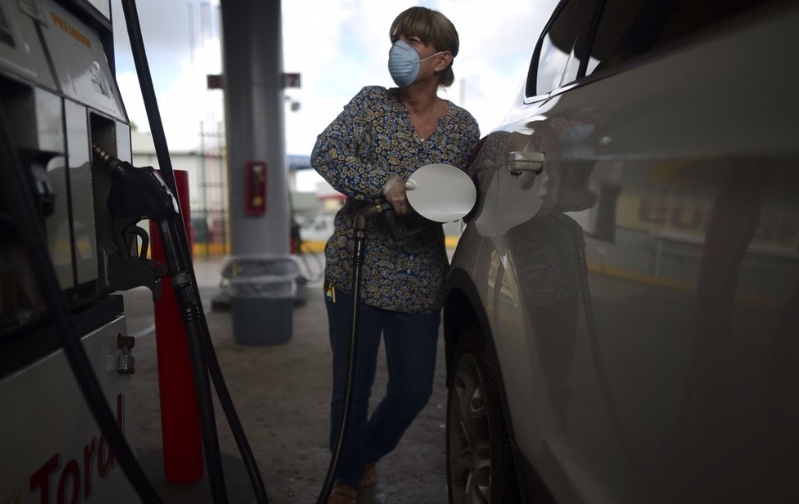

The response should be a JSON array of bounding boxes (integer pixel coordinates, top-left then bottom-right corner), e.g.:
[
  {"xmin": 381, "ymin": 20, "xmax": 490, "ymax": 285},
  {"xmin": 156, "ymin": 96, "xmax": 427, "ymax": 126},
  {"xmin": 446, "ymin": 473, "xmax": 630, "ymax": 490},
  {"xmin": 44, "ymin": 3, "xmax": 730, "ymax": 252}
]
[
  {"xmin": 587, "ymin": 0, "xmax": 789, "ymax": 76},
  {"xmin": 526, "ymin": 0, "xmax": 597, "ymax": 98}
]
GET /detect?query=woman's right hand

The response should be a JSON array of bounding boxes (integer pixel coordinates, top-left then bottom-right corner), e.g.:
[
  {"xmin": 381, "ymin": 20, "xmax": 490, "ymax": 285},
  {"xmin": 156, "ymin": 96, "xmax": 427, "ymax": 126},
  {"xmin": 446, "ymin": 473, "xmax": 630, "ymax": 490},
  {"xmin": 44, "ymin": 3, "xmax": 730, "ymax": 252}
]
[{"xmin": 383, "ymin": 175, "xmax": 409, "ymax": 215}]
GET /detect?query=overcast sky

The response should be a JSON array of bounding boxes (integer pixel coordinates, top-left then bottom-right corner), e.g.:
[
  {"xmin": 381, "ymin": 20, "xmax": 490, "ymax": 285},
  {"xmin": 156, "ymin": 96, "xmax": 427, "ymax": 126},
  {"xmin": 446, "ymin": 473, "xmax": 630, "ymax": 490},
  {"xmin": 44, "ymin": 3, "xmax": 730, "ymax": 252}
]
[{"xmin": 110, "ymin": 0, "xmax": 558, "ymax": 168}]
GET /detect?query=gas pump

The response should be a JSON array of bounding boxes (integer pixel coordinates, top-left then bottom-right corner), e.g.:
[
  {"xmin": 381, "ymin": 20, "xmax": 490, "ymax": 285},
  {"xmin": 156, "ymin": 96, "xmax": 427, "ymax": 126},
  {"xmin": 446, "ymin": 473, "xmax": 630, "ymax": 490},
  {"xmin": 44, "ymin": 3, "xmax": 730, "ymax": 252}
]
[
  {"xmin": 0, "ymin": 0, "xmax": 264, "ymax": 501},
  {"xmin": 0, "ymin": 0, "xmax": 277, "ymax": 500},
  {"xmin": 0, "ymin": 0, "xmax": 153, "ymax": 501}
]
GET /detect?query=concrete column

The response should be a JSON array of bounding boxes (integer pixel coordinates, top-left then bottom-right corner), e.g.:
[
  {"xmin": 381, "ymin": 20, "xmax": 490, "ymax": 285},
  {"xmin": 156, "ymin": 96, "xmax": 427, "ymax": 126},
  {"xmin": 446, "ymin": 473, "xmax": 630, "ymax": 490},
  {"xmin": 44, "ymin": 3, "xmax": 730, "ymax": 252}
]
[
  {"xmin": 219, "ymin": 0, "xmax": 296, "ymax": 345},
  {"xmin": 220, "ymin": 0, "xmax": 288, "ymax": 255}
]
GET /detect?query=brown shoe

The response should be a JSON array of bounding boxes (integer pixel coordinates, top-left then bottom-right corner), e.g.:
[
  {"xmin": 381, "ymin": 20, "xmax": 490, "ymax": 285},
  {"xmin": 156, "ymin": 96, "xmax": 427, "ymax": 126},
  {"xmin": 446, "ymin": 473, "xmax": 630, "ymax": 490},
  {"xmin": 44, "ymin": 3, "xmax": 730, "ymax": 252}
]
[
  {"xmin": 328, "ymin": 482, "xmax": 357, "ymax": 504},
  {"xmin": 361, "ymin": 464, "xmax": 378, "ymax": 489}
]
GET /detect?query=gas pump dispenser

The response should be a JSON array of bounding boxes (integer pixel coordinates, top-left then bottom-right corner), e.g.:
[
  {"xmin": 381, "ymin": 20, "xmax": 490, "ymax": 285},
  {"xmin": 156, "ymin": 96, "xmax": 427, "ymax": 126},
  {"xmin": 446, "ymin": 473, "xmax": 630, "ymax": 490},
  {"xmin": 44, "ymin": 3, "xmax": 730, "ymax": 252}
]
[
  {"xmin": 0, "ymin": 0, "xmax": 155, "ymax": 501},
  {"xmin": 0, "ymin": 0, "xmax": 272, "ymax": 501}
]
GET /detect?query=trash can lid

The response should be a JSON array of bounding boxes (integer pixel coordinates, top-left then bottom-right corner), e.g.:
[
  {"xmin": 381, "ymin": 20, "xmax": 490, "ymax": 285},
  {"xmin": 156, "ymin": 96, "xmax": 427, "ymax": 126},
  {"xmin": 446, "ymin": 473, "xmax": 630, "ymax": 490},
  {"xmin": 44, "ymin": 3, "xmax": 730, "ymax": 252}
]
[{"xmin": 221, "ymin": 254, "xmax": 300, "ymax": 279}]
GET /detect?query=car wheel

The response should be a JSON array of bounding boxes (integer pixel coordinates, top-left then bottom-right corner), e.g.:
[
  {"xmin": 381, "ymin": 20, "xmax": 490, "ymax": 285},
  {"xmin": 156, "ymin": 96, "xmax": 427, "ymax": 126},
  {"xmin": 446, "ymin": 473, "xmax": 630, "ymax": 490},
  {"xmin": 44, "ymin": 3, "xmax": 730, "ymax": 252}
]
[{"xmin": 447, "ymin": 326, "xmax": 517, "ymax": 503}]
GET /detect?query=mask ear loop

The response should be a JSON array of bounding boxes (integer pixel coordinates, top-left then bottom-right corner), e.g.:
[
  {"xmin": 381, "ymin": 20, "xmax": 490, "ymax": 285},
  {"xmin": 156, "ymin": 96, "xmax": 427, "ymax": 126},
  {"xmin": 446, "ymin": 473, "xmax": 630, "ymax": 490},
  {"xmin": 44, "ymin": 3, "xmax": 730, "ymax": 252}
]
[
  {"xmin": 430, "ymin": 51, "xmax": 451, "ymax": 73},
  {"xmin": 420, "ymin": 51, "xmax": 444, "ymax": 64}
]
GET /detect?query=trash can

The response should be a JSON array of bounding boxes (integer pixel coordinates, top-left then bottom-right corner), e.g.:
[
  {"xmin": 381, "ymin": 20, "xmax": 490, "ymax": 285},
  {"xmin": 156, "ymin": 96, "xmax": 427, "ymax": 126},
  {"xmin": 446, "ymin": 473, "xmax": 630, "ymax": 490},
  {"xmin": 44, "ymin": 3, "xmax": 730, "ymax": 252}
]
[{"xmin": 221, "ymin": 254, "xmax": 301, "ymax": 345}]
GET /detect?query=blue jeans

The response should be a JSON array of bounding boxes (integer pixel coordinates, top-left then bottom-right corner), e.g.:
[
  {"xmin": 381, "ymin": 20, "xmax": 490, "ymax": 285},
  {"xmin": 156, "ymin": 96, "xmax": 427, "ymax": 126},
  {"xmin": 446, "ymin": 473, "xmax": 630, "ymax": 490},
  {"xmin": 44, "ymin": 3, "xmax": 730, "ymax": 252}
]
[{"xmin": 325, "ymin": 285, "xmax": 440, "ymax": 489}]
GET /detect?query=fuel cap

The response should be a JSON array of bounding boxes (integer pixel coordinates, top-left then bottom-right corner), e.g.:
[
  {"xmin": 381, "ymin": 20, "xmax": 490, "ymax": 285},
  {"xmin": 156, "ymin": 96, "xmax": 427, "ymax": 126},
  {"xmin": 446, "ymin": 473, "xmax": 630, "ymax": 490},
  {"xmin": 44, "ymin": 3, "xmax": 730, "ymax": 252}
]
[{"xmin": 405, "ymin": 163, "xmax": 476, "ymax": 222}]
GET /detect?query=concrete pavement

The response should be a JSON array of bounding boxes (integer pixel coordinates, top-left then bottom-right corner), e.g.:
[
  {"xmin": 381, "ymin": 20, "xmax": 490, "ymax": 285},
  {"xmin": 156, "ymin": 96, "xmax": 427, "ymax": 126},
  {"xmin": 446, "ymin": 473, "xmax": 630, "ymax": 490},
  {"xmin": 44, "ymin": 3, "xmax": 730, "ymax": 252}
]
[{"xmin": 120, "ymin": 253, "xmax": 450, "ymax": 504}]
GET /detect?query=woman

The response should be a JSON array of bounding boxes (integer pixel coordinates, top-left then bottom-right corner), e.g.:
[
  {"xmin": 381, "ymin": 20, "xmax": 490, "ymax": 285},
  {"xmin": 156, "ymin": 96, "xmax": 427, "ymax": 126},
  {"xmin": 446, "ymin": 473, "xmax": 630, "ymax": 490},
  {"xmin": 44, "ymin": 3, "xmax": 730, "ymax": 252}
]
[{"xmin": 311, "ymin": 6, "xmax": 480, "ymax": 503}]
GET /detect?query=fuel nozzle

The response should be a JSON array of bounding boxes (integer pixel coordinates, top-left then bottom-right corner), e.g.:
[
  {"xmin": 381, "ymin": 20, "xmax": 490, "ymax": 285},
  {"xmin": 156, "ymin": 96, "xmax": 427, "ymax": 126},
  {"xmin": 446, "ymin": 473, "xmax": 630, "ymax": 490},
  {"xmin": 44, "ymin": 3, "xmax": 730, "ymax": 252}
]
[
  {"xmin": 93, "ymin": 144, "xmax": 123, "ymax": 171},
  {"xmin": 91, "ymin": 144, "xmax": 179, "ymax": 224},
  {"xmin": 354, "ymin": 199, "xmax": 428, "ymax": 242},
  {"xmin": 92, "ymin": 144, "xmax": 186, "ymax": 278},
  {"xmin": 354, "ymin": 201, "xmax": 391, "ymax": 232}
]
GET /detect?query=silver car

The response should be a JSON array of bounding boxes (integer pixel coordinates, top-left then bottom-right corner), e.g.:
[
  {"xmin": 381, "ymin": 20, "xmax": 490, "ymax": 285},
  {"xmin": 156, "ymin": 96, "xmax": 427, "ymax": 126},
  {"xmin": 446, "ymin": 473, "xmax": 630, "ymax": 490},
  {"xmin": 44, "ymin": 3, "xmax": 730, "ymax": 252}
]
[{"xmin": 443, "ymin": 0, "xmax": 799, "ymax": 502}]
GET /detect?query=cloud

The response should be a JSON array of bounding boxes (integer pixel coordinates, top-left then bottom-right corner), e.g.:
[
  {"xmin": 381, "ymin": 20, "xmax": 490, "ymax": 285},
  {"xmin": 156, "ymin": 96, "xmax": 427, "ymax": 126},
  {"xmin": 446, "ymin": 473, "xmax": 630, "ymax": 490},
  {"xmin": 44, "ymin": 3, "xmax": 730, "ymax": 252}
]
[
  {"xmin": 112, "ymin": 0, "xmax": 559, "ymax": 155},
  {"xmin": 111, "ymin": 0, "xmax": 198, "ymax": 61},
  {"xmin": 112, "ymin": 0, "xmax": 223, "ymax": 149},
  {"xmin": 281, "ymin": 0, "xmax": 557, "ymax": 149}
]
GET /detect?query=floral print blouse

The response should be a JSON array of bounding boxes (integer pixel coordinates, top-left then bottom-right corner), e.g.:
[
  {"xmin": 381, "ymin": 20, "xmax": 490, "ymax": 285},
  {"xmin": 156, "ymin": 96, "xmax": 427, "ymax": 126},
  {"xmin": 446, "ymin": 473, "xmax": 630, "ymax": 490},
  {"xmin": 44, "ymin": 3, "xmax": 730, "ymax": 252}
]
[{"xmin": 311, "ymin": 86, "xmax": 480, "ymax": 313}]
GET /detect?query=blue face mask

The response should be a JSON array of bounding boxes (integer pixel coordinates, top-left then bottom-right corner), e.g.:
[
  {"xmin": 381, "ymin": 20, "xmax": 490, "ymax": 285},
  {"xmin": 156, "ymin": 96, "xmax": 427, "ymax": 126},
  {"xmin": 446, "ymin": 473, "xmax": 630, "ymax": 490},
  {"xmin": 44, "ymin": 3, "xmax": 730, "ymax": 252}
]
[{"xmin": 388, "ymin": 40, "xmax": 442, "ymax": 87}]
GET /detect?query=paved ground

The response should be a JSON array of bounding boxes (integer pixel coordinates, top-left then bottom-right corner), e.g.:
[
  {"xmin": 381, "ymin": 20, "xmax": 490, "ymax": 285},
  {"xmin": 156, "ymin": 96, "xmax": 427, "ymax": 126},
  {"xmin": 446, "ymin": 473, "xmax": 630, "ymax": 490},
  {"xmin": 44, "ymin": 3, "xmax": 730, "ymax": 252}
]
[{"xmin": 121, "ymin": 253, "xmax": 450, "ymax": 504}]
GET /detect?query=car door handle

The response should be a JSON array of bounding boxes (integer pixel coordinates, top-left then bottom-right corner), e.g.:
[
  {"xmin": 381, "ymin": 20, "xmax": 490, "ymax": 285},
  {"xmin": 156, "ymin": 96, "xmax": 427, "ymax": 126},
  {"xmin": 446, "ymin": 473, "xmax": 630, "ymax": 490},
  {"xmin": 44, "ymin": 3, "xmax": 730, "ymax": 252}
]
[{"xmin": 506, "ymin": 151, "xmax": 544, "ymax": 175}]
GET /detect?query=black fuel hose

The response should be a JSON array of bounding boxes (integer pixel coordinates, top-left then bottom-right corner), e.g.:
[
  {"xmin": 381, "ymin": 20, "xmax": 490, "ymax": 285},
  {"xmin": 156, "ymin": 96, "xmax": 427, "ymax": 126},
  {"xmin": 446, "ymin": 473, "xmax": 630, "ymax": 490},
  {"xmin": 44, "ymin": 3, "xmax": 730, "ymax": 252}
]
[
  {"xmin": 118, "ymin": 2, "xmax": 227, "ymax": 503},
  {"xmin": 0, "ymin": 103, "xmax": 165, "ymax": 503},
  {"xmin": 317, "ymin": 201, "xmax": 390, "ymax": 503},
  {"xmin": 119, "ymin": 0, "xmax": 268, "ymax": 502}
]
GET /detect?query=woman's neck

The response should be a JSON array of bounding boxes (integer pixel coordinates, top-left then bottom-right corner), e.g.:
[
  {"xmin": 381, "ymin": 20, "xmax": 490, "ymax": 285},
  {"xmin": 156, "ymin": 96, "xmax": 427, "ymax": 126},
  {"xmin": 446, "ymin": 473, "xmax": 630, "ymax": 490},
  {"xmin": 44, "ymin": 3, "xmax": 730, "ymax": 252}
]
[{"xmin": 399, "ymin": 85, "xmax": 440, "ymax": 115}]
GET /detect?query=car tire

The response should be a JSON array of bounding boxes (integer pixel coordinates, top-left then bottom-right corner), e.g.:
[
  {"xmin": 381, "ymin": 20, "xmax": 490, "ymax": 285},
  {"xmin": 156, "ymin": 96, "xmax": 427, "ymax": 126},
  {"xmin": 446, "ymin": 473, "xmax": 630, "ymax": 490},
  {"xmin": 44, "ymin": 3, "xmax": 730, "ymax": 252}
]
[{"xmin": 446, "ymin": 326, "xmax": 519, "ymax": 503}]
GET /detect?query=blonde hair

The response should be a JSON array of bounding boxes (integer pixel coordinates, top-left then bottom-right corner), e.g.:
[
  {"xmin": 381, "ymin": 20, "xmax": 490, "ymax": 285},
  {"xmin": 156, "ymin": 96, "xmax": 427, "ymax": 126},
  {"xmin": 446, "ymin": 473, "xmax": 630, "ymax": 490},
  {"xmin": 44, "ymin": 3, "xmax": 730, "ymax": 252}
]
[{"xmin": 390, "ymin": 7, "xmax": 459, "ymax": 87}]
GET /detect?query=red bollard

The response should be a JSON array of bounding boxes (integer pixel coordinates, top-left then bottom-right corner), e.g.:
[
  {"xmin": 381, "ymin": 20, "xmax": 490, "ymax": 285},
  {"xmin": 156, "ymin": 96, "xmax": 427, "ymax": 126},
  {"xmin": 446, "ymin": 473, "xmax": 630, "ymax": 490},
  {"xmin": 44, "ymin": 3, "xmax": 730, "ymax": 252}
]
[{"xmin": 149, "ymin": 170, "xmax": 204, "ymax": 484}]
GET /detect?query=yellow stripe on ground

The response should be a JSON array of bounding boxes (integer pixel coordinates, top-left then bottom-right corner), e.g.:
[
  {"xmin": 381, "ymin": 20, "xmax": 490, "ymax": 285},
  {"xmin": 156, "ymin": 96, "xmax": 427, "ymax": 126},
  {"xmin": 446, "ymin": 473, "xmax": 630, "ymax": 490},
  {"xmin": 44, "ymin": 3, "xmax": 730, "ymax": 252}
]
[
  {"xmin": 189, "ymin": 239, "xmax": 776, "ymax": 307},
  {"xmin": 445, "ymin": 236, "xmax": 459, "ymax": 248},
  {"xmin": 296, "ymin": 236, "xmax": 460, "ymax": 254},
  {"xmin": 298, "ymin": 241, "xmax": 327, "ymax": 254},
  {"xmin": 192, "ymin": 242, "xmax": 230, "ymax": 257}
]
